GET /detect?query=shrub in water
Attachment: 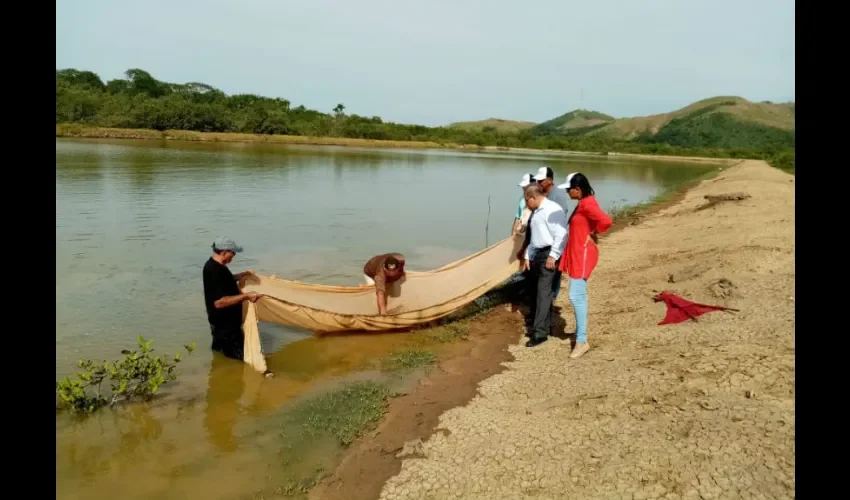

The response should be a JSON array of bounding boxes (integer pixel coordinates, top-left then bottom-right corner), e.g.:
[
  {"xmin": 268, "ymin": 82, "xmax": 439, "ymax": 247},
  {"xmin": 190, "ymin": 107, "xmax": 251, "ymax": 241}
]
[{"xmin": 56, "ymin": 335, "xmax": 195, "ymax": 414}]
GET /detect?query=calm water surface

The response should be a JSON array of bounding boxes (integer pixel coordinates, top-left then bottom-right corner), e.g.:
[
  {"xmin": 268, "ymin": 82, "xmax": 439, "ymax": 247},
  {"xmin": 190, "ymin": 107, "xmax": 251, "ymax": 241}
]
[{"xmin": 55, "ymin": 138, "xmax": 714, "ymax": 499}]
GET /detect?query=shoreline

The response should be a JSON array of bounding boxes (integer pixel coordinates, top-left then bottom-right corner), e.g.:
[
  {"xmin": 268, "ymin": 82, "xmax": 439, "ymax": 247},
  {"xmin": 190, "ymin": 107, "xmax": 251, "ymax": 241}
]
[
  {"xmin": 308, "ymin": 166, "xmax": 727, "ymax": 500},
  {"xmin": 56, "ymin": 124, "xmax": 740, "ymax": 165},
  {"xmin": 309, "ymin": 306, "xmax": 525, "ymax": 500},
  {"xmin": 311, "ymin": 160, "xmax": 794, "ymax": 499}
]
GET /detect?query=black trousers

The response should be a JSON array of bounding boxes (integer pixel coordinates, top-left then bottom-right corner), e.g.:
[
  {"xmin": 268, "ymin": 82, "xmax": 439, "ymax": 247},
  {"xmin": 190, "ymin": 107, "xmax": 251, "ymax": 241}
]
[
  {"xmin": 210, "ymin": 325, "xmax": 244, "ymax": 361},
  {"xmin": 527, "ymin": 247, "xmax": 560, "ymax": 340}
]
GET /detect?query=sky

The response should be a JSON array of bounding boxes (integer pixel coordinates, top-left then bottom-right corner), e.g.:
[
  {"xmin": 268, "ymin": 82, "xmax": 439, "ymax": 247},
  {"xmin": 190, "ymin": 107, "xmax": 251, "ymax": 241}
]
[{"xmin": 56, "ymin": 0, "xmax": 795, "ymax": 126}]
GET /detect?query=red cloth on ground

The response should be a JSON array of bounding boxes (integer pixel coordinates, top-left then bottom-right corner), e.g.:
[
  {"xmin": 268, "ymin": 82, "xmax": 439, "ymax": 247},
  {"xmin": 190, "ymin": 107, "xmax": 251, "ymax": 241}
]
[{"xmin": 653, "ymin": 291, "xmax": 730, "ymax": 325}]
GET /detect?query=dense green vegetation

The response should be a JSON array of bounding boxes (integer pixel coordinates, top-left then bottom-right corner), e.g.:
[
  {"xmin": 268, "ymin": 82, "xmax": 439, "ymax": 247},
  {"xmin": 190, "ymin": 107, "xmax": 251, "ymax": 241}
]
[
  {"xmin": 448, "ymin": 118, "xmax": 536, "ymax": 133},
  {"xmin": 56, "ymin": 68, "xmax": 794, "ymax": 172},
  {"xmin": 636, "ymin": 102, "xmax": 795, "ymax": 150}
]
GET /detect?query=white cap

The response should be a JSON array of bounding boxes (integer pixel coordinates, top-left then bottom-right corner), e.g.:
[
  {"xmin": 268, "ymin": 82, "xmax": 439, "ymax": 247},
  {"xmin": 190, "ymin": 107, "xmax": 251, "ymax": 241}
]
[
  {"xmin": 518, "ymin": 173, "xmax": 532, "ymax": 187},
  {"xmin": 557, "ymin": 172, "xmax": 578, "ymax": 189},
  {"xmin": 531, "ymin": 166, "xmax": 551, "ymax": 182}
]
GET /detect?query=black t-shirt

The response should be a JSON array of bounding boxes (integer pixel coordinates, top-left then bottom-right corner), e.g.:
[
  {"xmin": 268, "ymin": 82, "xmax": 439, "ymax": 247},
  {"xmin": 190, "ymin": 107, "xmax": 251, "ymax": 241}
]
[{"xmin": 203, "ymin": 257, "xmax": 243, "ymax": 329}]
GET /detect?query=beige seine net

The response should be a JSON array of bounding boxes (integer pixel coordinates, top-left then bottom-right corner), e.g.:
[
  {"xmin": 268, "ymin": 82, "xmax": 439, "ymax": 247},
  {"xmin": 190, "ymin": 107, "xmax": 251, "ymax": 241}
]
[{"xmin": 239, "ymin": 235, "xmax": 525, "ymax": 373}]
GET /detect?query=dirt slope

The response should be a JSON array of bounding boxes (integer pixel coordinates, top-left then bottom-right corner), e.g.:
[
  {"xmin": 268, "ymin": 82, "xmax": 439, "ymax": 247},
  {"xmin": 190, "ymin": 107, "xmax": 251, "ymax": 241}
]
[{"xmin": 377, "ymin": 160, "xmax": 795, "ymax": 500}]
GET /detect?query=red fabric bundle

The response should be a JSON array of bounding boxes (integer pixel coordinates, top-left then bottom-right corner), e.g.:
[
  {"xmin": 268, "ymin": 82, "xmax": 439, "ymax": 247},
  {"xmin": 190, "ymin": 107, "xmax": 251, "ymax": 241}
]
[{"xmin": 653, "ymin": 291, "xmax": 735, "ymax": 325}]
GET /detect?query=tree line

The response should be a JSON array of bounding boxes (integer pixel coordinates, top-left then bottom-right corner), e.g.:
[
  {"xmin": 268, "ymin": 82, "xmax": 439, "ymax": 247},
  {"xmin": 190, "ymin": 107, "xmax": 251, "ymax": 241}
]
[{"xmin": 56, "ymin": 68, "xmax": 794, "ymax": 171}]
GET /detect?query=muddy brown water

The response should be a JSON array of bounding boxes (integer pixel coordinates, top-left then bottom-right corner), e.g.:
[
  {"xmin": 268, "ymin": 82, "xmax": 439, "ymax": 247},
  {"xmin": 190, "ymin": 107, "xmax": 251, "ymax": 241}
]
[{"xmin": 55, "ymin": 138, "xmax": 715, "ymax": 499}]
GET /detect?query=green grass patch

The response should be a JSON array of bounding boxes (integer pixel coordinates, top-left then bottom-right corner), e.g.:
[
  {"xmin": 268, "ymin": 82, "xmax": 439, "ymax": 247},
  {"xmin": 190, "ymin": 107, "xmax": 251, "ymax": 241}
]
[
  {"xmin": 279, "ymin": 380, "xmax": 390, "ymax": 448},
  {"xmin": 248, "ymin": 381, "xmax": 391, "ymax": 499},
  {"xmin": 267, "ymin": 471, "xmax": 328, "ymax": 498},
  {"xmin": 380, "ymin": 348, "xmax": 437, "ymax": 372},
  {"xmin": 424, "ymin": 322, "xmax": 470, "ymax": 343},
  {"xmin": 609, "ymin": 203, "xmax": 647, "ymax": 224},
  {"xmin": 609, "ymin": 188, "xmax": 677, "ymax": 224},
  {"xmin": 609, "ymin": 168, "xmax": 722, "ymax": 225},
  {"xmin": 765, "ymin": 149, "xmax": 794, "ymax": 174}
]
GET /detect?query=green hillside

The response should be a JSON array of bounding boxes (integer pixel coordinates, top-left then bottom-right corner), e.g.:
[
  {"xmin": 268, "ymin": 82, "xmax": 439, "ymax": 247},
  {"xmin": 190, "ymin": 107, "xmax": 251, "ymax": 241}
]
[
  {"xmin": 634, "ymin": 100, "xmax": 795, "ymax": 149},
  {"xmin": 586, "ymin": 96, "xmax": 794, "ymax": 141},
  {"xmin": 448, "ymin": 118, "xmax": 536, "ymax": 133},
  {"xmin": 525, "ymin": 96, "xmax": 795, "ymax": 150},
  {"xmin": 529, "ymin": 109, "xmax": 616, "ymax": 136}
]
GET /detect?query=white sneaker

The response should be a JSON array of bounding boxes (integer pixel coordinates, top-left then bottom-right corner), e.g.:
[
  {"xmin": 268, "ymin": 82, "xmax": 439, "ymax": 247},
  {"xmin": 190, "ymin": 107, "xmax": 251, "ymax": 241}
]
[{"xmin": 570, "ymin": 342, "xmax": 590, "ymax": 359}]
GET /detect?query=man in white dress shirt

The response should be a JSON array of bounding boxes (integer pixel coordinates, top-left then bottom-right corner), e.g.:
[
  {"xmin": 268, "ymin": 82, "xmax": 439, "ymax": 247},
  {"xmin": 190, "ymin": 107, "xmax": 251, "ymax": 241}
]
[
  {"xmin": 532, "ymin": 166, "xmax": 571, "ymax": 300},
  {"xmin": 519, "ymin": 183, "xmax": 568, "ymax": 347}
]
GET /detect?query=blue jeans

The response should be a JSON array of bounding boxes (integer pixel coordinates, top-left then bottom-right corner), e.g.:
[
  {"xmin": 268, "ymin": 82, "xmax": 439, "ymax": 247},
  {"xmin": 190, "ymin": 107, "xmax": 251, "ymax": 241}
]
[{"xmin": 568, "ymin": 278, "xmax": 588, "ymax": 343}]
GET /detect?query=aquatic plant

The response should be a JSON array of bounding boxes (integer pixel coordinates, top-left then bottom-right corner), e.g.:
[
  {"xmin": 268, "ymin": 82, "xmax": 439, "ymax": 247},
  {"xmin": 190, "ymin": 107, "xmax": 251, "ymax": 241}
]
[
  {"xmin": 280, "ymin": 381, "xmax": 390, "ymax": 447},
  {"xmin": 381, "ymin": 349, "xmax": 437, "ymax": 372},
  {"xmin": 56, "ymin": 335, "xmax": 195, "ymax": 414}
]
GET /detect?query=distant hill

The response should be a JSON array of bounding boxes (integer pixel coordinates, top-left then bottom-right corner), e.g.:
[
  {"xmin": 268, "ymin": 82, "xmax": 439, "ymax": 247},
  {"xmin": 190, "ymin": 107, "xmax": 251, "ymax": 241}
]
[
  {"xmin": 587, "ymin": 96, "xmax": 794, "ymax": 140},
  {"xmin": 527, "ymin": 96, "xmax": 795, "ymax": 149},
  {"xmin": 529, "ymin": 109, "xmax": 616, "ymax": 136},
  {"xmin": 448, "ymin": 118, "xmax": 536, "ymax": 133}
]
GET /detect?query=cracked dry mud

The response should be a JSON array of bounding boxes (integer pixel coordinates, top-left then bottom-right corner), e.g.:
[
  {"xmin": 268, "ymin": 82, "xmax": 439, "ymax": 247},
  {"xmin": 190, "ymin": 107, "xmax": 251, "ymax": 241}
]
[{"xmin": 379, "ymin": 160, "xmax": 795, "ymax": 500}]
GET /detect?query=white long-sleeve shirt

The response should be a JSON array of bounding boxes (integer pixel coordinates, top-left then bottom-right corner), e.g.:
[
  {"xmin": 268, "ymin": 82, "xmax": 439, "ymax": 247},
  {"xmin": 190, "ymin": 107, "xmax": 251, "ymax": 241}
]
[{"xmin": 525, "ymin": 197, "xmax": 568, "ymax": 261}]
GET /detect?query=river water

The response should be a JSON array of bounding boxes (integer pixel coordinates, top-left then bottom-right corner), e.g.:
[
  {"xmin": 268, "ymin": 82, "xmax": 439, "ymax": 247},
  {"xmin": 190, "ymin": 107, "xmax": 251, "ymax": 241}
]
[{"xmin": 55, "ymin": 138, "xmax": 714, "ymax": 499}]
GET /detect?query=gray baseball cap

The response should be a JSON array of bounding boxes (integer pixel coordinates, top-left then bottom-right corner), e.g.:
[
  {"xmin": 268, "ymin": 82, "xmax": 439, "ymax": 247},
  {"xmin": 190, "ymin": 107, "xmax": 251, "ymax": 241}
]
[{"xmin": 212, "ymin": 237, "xmax": 243, "ymax": 253}]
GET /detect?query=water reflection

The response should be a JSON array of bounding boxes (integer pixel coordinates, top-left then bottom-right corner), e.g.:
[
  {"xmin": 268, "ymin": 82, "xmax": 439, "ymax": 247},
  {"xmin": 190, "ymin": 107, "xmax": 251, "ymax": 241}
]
[
  {"xmin": 57, "ymin": 138, "xmax": 708, "ymax": 188},
  {"xmin": 58, "ymin": 402, "xmax": 166, "ymax": 488},
  {"xmin": 203, "ymin": 353, "xmax": 244, "ymax": 453}
]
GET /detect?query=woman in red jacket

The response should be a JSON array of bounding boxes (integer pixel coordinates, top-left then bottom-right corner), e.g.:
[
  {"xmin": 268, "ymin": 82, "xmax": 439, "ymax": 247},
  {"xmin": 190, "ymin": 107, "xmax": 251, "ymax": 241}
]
[{"xmin": 556, "ymin": 172, "xmax": 612, "ymax": 359}]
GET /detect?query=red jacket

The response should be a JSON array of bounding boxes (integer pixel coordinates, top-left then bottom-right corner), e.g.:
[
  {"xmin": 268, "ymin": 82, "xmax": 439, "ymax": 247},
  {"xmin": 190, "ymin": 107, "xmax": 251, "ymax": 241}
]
[{"xmin": 558, "ymin": 195, "xmax": 612, "ymax": 280}]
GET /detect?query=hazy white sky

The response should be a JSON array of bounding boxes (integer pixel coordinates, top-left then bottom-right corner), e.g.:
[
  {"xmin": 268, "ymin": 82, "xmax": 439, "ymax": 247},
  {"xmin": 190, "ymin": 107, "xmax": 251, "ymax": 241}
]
[{"xmin": 56, "ymin": 0, "xmax": 794, "ymax": 126}]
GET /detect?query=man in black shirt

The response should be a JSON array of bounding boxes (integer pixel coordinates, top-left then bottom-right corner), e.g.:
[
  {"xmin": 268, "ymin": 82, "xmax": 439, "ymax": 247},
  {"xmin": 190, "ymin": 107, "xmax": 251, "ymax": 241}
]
[{"xmin": 202, "ymin": 237, "xmax": 263, "ymax": 360}]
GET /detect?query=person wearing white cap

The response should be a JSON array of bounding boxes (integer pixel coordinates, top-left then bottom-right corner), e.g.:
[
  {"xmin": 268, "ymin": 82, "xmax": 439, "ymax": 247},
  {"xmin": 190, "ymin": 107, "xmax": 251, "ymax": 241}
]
[
  {"xmin": 561, "ymin": 172, "xmax": 578, "ymax": 192},
  {"xmin": 532, "ymin": 167, "xmax": 574, "ymax": 299},
  {"xmin": 518, "ymin": 183, "xmax": 568, "ymax": 348},
  {"xmin": 532, "ymin": 166, "xmax": 570, "ymax": 213},
  {"xmin": 555, "ymin": 173, "xmax": 613, "ymax": 359},
  {"xmin": 511, "ymin": 173, "xmax": 534, "ymax": 236}
]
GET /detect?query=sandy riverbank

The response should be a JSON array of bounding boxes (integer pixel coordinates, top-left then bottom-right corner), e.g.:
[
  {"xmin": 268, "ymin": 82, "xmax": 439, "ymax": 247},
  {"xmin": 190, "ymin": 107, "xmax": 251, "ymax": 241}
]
[{"xmin": 315, "ymin": 159, "xmax": 795, "ymax": 500}]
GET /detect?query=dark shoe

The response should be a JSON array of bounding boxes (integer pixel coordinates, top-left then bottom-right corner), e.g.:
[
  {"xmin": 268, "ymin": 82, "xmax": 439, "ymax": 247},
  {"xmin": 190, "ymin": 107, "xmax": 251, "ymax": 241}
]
[{"xmin": 525, "ymin": 337, "xmax": 548, "ymax": 347}]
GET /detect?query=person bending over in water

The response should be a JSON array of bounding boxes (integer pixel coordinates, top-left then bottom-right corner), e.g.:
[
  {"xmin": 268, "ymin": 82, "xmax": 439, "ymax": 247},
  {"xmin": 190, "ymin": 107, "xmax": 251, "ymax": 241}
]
[{"xmin": 363, "ymin": 253, "xmax": 406, "ymax": 315}]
